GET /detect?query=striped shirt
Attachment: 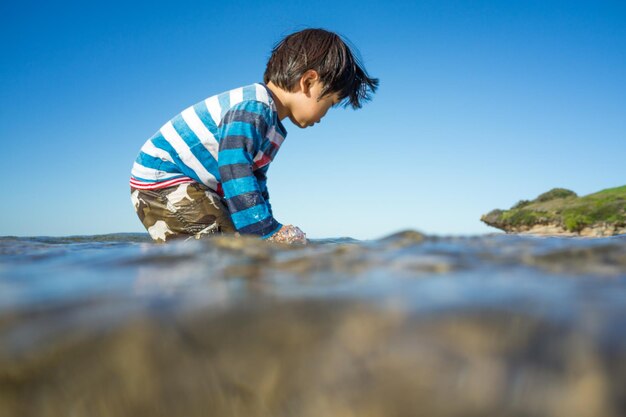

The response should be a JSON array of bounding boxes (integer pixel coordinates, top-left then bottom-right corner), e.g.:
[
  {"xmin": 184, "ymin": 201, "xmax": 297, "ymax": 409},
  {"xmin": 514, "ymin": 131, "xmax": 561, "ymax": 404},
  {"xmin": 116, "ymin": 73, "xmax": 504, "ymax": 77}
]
[{"xmin": 130, "ymin": 82, "xmax": 288, "ymax": 239}]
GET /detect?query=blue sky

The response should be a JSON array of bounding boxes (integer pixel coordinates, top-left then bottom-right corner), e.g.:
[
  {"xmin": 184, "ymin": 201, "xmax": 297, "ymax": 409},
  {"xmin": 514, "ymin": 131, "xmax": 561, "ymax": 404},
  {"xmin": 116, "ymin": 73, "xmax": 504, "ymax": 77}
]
[{"xmin": 1, "ymin": 0, "xmax": 624, "ymax": 239}]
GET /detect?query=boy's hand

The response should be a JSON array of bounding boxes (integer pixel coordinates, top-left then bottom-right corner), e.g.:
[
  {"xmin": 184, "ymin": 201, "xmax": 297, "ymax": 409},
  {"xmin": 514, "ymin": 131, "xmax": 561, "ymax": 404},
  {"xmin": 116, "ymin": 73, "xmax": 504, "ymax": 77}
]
[{"xmin": 268, "ymin": 225, "xmax": 307, "ymax": 244}]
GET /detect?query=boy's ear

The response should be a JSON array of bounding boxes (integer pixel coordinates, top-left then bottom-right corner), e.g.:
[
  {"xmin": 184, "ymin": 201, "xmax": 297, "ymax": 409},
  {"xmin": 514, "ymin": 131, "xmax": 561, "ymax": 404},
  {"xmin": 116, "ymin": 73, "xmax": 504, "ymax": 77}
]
[{"xmin": 300, "ymin": 70, "xmax": 319, "ymax": 95}]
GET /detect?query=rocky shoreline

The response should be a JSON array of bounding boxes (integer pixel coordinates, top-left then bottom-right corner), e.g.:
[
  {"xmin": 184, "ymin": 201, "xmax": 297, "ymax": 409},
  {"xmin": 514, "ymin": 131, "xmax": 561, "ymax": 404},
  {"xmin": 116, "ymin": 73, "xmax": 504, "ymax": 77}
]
[
  {"xmin": 504, "ymin": 223, "xmax": 626, "ymax": 237},
  {"xmin": 481, "ymin": 186, "xmax": 626, "ymax": 237}
]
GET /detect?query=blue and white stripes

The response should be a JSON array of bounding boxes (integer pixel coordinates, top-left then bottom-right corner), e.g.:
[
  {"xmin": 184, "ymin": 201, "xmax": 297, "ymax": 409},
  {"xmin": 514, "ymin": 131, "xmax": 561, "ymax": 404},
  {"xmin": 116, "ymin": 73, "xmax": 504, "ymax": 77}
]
[{"xmin": 130, "ymin": 83, "xmax": 287, "ymax": 238}]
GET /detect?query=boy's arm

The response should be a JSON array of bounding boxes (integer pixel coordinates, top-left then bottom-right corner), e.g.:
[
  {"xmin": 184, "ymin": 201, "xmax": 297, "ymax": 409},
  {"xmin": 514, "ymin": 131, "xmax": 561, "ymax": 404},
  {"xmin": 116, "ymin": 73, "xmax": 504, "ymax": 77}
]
[{"xmin": 218, "ymin": 101, "xmax": 282, "ymax": 239}]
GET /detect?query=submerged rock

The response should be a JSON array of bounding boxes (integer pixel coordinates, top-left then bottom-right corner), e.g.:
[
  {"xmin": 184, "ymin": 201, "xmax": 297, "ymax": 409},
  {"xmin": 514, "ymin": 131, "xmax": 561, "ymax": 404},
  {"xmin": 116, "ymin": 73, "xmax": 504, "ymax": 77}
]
[
  {"xmin": 2, "ymin": 298, "xmax": 624, "ymax": 417},
  {"xmin": 481, "ymin": 185, "xmax": 626, "ymax": 236}
]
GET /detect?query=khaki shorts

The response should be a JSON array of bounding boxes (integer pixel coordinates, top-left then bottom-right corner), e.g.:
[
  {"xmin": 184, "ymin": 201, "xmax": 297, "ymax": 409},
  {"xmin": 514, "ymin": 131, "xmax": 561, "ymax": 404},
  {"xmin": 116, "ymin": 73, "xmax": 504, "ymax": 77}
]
[{"xmin": 130, "ymin": 182, "xmax": 236, "ymax": 243}]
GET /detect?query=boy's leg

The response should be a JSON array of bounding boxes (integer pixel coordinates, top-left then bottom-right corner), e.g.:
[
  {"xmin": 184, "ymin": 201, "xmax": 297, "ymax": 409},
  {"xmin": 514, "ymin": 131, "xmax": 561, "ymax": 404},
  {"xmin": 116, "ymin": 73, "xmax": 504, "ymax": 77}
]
[{"xmin": 130, "ymin": 182, "xmax": 235, "ymax": 243}]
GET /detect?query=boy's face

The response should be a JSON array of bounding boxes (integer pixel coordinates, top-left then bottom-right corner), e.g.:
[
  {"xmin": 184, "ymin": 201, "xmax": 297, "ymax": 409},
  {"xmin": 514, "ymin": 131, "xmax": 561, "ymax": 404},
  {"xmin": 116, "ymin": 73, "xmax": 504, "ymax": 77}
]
[{"xmin": 288, "ymin": 78, "xmax": 341, "ymax": 129}]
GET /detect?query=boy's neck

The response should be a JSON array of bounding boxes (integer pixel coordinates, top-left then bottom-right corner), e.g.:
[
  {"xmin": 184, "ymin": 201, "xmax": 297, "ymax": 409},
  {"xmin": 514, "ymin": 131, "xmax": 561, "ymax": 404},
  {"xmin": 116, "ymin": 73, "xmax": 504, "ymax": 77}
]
[{"xmin": 265, "ymin": 81, "xmax": 291, "ymax": 121}]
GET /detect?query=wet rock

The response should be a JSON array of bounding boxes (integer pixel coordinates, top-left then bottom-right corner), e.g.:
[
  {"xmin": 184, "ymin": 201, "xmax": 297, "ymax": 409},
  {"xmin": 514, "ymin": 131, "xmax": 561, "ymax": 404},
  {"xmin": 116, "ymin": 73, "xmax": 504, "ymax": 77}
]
[{"xmin": 378, "ymin": 229, "xmax": 427, "ymax": 247}]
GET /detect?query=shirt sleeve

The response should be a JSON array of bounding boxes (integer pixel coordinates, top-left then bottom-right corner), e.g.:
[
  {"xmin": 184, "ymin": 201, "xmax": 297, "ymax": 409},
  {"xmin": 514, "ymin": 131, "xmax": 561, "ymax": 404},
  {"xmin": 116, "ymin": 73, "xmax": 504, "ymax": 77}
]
[
  {"xmin": 218, "ymin": 100, "xmax": 282, "ymax": 238},
  {"xmin": 255, "ymin": 167, "xmax": 273, "ymax": 217}
]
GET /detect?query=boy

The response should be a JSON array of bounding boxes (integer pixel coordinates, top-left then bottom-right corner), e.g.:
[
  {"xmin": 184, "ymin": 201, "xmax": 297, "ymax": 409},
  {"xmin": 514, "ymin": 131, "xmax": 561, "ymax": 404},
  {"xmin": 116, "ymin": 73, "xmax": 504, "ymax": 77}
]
[{"xmin": 130, "ymin": 28, "xmax": 378, "ymax": 244}]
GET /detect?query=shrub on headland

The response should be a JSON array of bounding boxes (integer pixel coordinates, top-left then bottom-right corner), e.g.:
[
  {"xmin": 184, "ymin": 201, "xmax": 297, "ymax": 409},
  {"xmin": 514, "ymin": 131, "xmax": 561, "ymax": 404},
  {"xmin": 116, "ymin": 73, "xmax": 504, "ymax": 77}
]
[
  {"xmin": 535, "ymin": 188, "xmax": 577, "ymax": 203},
  {"xmin": 563, "ymin": 213, "xmax": 593, "ymax": 232},
  {"xmin": 511, "ymin": 200, "xmax": 531, "ymax": 209}
]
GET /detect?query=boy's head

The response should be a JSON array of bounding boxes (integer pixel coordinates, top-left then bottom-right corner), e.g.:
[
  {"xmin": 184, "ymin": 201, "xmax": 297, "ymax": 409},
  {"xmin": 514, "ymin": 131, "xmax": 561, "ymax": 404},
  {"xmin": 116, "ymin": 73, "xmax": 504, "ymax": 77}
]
[{"xmin": 263, "ymin": 28, "xmax": 378, "ymax": 128}]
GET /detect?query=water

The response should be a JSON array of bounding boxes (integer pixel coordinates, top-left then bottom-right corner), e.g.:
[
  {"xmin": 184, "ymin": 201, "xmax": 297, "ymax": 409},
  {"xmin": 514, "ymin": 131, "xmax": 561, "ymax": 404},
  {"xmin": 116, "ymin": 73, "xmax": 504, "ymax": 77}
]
[{"xmin": 1, "ymin": 231, "xmax": 625, "ymax": 416}]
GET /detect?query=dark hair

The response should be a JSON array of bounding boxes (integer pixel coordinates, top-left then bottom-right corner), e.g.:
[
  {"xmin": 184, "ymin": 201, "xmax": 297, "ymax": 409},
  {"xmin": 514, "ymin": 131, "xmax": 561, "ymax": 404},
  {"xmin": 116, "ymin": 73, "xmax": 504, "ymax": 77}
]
[{"xmin": 263, "ymin": 28, "xmax": 379, "ymax": 109}]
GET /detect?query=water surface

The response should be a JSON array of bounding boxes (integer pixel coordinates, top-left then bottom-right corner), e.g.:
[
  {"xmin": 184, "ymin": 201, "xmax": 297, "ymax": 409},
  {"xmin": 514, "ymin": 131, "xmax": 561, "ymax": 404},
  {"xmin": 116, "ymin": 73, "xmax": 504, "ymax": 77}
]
[{"xmin": 1, "ymin": 231, "xmax": 625, "ymax": 416}]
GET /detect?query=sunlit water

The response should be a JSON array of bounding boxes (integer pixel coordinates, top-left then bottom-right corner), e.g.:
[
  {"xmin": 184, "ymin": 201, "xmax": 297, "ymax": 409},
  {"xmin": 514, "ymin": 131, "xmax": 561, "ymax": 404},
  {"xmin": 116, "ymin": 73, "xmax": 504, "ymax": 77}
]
[{"xmin": 1, "ymin": 231, "xmax": 625, "ymax": 416}]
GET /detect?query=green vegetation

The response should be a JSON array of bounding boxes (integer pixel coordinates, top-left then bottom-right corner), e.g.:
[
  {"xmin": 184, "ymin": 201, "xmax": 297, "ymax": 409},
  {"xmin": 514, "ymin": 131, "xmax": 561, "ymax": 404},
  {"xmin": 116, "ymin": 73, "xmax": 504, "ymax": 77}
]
[
  {"xmin": 511, "ymin": 200, "xmax": 531, "ymax": 209},
  {"xmin": 481, "ymin": 186, "xmax": 626, "ymax": 233},
  {"xmin": 535, "ymin": 188, "xmax": 578, "ymax": 202}
]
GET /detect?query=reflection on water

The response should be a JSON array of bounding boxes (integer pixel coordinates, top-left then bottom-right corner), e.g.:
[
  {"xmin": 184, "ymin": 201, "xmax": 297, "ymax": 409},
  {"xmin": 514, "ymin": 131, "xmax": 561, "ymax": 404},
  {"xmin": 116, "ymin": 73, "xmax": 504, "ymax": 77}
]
[{"xmin": 0, "ymin": 231, "xmax": 625, "ymax": 416}]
